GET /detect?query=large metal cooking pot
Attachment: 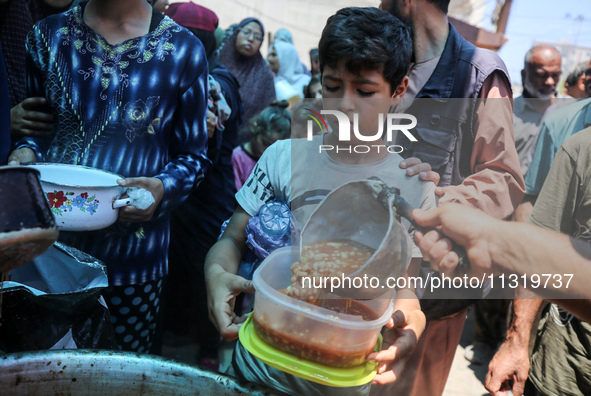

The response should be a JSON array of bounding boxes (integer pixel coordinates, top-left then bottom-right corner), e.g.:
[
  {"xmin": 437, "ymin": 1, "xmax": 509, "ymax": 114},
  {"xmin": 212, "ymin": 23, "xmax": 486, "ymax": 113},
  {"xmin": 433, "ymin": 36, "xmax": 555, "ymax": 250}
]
[
  {"xmin": 0, "ymin": 166, "xmax": 58, "ymax": 272},
  {"xmin": 0, "ymin": 350, "xmax": 280, "ymax": 395}
]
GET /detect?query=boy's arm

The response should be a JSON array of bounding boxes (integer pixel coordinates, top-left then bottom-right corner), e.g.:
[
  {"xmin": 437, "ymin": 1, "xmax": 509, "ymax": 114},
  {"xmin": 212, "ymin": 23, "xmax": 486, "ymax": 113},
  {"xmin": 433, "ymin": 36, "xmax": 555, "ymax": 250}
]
[
  {"xmin": 205, "ymin": 206, "xmax": 255, "ymax": 341},
  {"xmin": 367, "ymin": 258, "xmax": 426, "ymax": 385}
]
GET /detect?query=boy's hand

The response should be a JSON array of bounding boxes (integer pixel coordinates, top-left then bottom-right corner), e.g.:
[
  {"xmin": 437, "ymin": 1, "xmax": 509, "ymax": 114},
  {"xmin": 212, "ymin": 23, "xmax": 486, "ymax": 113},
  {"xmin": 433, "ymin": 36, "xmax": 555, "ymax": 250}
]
[
  {"xmin": 116, "ymin": 177, "xmax": 164, "ymax": 222},
  {"xmin": 206, "ymin": 270, "xmax": 255, "ymax": 341},
  {"xmin": 399, "ymin": 157, "xmax": 443, "ymax": 196},
  {"xmin": 367, "ymin": 308, "xmax": 426, "ymax": 385}
]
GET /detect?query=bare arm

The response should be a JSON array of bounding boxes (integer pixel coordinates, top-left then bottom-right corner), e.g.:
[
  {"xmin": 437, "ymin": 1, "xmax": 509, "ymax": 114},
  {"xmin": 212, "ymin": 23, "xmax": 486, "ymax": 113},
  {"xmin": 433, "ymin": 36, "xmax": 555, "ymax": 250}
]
[
  {"xmin": 205, "ymin": 206, "xmax": 254, "ymax": 341},
  {"xmin": 485, "ymin": 290, "xmax": 541, "ymax": 395},
  {"xmin": 413, "ymin": 204, "xmax": 591, "ymax": 302}
]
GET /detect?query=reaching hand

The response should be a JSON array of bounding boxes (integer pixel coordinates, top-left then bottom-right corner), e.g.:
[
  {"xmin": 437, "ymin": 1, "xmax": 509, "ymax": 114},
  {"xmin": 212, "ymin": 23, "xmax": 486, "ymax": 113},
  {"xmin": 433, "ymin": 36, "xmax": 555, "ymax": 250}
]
[
  {"xmin": 485, "ymin": 338, "xmax": 530, "ymax": 396},
  {"xmin": 399, "ymin": 157, "xmax": 440, "ymax": 185},
  {"xmin": 10, "ymin": 98, "xmax": 54, "ymax": 138},
  {"xmin": 116, "ymin": 177, "xmax": 164, "ymax": 222},
  {"xmin": 206, "ymin": 270, "xmax": 255, "ymax": 341},
  {"xmin": 367, "ymin": 308, "xmax": 426, "ymax": 385},
  {"xmin": 412, "ymin": 204, "xmax": 502, "ymax": 278},
  {"xmin": 7, "ymin": 148, "xmax": 37, "ymax": 165}
]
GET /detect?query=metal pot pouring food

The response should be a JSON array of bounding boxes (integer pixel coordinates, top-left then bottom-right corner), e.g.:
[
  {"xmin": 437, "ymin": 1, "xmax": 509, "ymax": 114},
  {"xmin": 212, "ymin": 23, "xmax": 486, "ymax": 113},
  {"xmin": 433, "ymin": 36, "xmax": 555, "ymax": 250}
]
[{"xmin": 301, "ymin": 177, "xmax": 469, "ymax": 299}]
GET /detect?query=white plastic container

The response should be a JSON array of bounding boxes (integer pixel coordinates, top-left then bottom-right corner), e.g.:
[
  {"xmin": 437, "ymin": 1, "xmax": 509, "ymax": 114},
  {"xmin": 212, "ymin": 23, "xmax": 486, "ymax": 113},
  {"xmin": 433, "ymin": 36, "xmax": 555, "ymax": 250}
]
[{"xmin": 252, "ymin": 246, "xmax": 394, "ymax": 368}]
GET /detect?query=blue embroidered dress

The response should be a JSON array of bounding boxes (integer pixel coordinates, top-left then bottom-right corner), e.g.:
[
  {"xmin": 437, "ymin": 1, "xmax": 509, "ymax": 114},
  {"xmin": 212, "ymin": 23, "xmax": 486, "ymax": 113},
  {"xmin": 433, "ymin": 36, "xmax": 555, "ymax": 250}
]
[{"xmin": 16, "ymin": 6, "xmax": 210, "ymax": 286}]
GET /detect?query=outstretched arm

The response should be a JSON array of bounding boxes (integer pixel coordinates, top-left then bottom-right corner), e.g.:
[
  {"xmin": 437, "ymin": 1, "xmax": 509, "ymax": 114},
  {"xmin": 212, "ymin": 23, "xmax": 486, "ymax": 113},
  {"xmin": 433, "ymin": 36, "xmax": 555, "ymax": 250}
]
[{"xmin": 205, "ymin": 206, "xmax": 255, "ymax": 341}]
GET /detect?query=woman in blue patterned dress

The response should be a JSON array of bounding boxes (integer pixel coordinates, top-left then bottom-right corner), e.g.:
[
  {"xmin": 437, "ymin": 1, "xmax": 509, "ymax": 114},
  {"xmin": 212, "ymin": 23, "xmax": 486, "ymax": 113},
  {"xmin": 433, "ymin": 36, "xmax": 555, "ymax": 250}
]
[{"xmin": 8, "ymin": 0, "xmax": 210, "ymax": 352}]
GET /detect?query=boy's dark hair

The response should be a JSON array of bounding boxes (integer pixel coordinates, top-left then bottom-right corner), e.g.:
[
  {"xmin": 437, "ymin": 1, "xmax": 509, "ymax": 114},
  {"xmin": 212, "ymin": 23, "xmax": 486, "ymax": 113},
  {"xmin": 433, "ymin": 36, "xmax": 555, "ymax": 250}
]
[
  {"xmin": 318, "ymin": 7, "xmax": 412, "ymax": 92},
  {"xmin": 427, "ymin": 0, "xmax": 450, "ymax": 14}
]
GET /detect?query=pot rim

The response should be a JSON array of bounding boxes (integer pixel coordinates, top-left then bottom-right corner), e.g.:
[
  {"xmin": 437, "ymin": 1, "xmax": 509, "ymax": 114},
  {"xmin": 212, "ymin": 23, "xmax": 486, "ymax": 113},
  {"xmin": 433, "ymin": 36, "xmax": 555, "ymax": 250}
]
[
  {"xmin": 0, "ymin": 165, "xmax": 41, "ymax": 176},
  {"xmin": 26, "ymin": 163, "xmax": 125, "ymax": 189}
]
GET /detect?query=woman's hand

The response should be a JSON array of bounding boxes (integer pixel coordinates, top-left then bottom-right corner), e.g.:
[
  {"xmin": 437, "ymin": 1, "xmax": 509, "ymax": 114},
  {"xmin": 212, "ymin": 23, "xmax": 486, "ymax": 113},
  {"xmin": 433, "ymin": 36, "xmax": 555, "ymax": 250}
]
[
  {"xmin": 7, "ymin": 148, "xmax": 37, "ymax": 165},
  {"xmin": 11, "ymin": 97, "xmax": 54, "ymax": 138},
  {"xmin": 116, "ymin": 177, "xmax": 164, "ymax": 222},
  {"xmin": 206, "ymin": 109, "xmax": 216, "ymax": 138}
]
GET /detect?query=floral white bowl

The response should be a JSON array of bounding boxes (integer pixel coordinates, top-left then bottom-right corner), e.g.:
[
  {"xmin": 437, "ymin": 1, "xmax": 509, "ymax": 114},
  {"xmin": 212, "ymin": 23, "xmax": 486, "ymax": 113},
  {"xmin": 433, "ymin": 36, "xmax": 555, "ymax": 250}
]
[{"xmin": 27, "ymin": 164, "xmax": 132, "ymax": 231}]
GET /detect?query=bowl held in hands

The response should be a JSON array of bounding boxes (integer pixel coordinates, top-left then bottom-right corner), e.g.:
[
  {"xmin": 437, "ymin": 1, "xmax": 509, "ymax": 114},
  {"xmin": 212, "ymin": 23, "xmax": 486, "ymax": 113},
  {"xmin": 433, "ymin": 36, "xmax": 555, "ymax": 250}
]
[{"xmin": 28, "ymin": 163, "xmax": 136, "ymax": 231}]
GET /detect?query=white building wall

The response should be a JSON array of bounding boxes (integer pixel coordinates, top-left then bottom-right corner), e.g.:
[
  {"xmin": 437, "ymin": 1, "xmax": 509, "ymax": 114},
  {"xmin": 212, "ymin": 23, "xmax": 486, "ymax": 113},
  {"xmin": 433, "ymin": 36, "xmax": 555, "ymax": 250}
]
[{"xmin": 170, "ymin": 0, "xmax": 382, "ymax": 68}]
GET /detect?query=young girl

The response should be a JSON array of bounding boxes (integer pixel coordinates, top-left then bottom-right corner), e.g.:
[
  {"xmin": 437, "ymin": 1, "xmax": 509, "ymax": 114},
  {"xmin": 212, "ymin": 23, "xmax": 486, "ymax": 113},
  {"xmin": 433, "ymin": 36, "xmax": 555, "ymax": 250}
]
[{"xmin": 231, "ymin": 100, "xmax": 291, "ymax": 191}]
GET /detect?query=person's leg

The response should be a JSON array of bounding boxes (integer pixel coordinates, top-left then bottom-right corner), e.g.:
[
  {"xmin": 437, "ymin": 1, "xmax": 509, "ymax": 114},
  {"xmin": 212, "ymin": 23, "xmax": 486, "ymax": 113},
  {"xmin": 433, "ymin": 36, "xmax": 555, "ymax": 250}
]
[{"xmin": 102, "ymin": 278, "xmax": 163, "ymax": 352}]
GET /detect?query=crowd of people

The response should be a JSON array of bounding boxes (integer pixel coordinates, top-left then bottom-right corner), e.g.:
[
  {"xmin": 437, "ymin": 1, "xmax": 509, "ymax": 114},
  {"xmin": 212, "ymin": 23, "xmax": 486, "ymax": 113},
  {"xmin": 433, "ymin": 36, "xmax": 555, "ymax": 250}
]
[{"xmin": 1, "ymin": 0, "xmax": 590, "ymax": 395}]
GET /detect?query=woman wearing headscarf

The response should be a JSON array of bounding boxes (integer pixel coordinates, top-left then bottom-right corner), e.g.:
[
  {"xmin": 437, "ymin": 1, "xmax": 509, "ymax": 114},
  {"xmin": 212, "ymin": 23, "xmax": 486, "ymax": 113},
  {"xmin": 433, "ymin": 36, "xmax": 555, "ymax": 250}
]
[
  {"xmin": 218, "ymin": 18, "xmax": 275, "ymax": 134},
  {"xmin": 273, "ymin": 28, "xmax": 311, "ymax": 77},
  {"xmin": 10, "ymin": 0, "xmax": 210, "ymax": 353},
  {"xmin": 271, "ymin": 40, "xmax": 311, "ymax": 102}
]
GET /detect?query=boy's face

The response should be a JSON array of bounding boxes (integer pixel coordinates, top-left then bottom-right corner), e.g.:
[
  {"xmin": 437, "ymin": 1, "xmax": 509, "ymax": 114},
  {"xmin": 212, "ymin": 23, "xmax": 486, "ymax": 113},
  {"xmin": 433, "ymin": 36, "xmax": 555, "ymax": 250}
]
[{"xmin": 321, "ymin": 62, "xmax": 406, "ymax": 143}]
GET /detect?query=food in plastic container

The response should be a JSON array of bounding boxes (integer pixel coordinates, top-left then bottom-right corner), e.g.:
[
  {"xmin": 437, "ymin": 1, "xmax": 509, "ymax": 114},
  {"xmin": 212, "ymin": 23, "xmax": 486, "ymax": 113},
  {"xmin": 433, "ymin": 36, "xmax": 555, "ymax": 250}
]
[
  {"xmin": 252, "ymin": 246, "xmax": 394, "ymax": 368},
  {"xmin": 286, "ymin": 239, "xmax": 374, "ymax": 301}
]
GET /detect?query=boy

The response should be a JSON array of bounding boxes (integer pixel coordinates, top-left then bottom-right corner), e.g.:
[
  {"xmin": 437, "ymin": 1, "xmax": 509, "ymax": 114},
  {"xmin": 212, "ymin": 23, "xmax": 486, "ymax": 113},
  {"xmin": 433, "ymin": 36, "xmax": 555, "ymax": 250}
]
[{"xmin": 205, "ymin": 7, "xmax": 435, "ymax": 395}]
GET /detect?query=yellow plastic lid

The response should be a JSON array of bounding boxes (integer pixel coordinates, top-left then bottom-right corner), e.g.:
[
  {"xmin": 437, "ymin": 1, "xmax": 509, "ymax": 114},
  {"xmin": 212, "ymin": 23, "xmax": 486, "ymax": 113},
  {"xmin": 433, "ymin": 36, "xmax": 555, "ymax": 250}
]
[{"xmin": 239, "ymin": 314, "xmax": 382, "ymax": 387}]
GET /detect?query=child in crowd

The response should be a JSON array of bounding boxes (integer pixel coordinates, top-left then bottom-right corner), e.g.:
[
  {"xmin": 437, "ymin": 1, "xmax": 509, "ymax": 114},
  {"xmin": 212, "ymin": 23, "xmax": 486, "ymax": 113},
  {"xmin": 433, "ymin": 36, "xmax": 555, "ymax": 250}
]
[
  {"xmin": 304, "ymin": 75, "xmax": 322, "ymax": 99},
  {"xmin": 206, "ymin": 7, "xmax": 435, "ymax": 395},
  {"xmin": 231, "ymin": 100, "xmax": 291, "ymax": 191}
]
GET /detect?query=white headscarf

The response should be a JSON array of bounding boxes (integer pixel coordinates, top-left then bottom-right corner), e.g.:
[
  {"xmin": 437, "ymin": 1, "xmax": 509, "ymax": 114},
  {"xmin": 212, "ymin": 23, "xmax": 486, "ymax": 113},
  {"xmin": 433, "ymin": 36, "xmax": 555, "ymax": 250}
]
[{"xmin": 273, "ymin": 40, "xmax": 311, "ymax": 100}]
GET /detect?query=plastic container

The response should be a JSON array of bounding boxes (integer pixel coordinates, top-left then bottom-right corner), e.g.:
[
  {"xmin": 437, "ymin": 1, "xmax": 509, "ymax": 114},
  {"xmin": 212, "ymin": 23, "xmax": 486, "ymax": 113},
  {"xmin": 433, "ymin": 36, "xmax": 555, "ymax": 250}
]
[
  {"xmin": 252, "ymin": 246, "xmax": 394, "ymax": 368},
  {"xmin": 258, "ymin": 200, "xmax": 291, "ymax": 238}
]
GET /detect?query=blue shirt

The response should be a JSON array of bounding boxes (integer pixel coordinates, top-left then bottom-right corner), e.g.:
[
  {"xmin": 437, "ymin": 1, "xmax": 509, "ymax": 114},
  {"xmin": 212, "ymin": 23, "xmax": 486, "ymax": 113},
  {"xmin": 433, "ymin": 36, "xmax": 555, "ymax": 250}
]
[
  {"xmin": 17, "ymin": 6, "xmax": 210, "ymax": 285},
  {"xmin": 525, "ymin": 98, "xmax": 591, "ymax": 196}
]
